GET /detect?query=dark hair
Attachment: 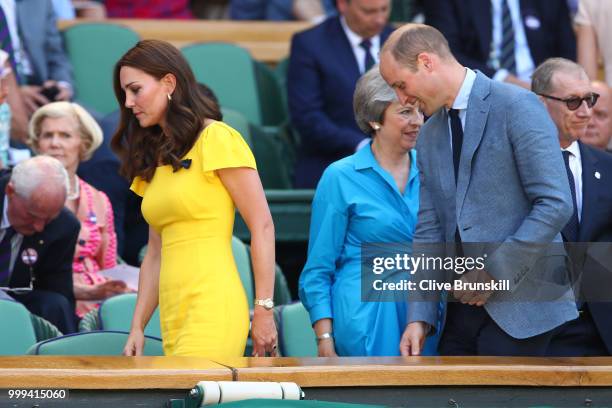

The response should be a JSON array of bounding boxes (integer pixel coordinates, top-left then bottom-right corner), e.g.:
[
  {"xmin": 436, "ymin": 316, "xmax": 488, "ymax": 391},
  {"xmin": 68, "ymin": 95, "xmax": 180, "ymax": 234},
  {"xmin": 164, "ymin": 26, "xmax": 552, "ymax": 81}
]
[{"xmin": 111, "ymin": 40, "xmax": 222, "ymax": 182}]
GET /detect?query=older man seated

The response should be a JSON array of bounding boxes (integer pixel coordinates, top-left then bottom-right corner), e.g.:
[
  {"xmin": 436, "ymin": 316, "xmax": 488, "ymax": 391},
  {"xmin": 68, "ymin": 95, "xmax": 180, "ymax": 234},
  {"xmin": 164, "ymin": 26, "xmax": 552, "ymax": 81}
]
[{"xmin": 0, "ymin": 156, "xmax": 80, "ymax": 333}]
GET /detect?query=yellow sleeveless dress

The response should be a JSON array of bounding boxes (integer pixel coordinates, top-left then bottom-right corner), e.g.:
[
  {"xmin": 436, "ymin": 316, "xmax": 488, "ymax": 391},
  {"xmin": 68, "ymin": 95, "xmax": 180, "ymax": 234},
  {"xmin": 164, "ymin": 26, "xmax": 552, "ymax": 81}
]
[{"xmin": 130, "ymin": 122, "xmax": 253, "ymax": 357}]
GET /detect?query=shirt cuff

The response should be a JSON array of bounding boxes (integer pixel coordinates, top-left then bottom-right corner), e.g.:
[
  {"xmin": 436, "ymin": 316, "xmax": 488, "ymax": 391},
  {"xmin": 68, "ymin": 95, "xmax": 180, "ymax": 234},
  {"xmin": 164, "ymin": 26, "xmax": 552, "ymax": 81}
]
[{"xmin": 308, "ymin": 302, "xmax": 333, "ymax": 326}]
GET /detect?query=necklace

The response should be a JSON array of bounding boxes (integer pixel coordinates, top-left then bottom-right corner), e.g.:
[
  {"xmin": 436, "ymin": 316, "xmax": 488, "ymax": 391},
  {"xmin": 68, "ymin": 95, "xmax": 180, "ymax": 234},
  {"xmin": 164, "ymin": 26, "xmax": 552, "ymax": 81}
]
[{"xmin": 67, "ymin": 176, "xmax": 80, "ymax": 200}]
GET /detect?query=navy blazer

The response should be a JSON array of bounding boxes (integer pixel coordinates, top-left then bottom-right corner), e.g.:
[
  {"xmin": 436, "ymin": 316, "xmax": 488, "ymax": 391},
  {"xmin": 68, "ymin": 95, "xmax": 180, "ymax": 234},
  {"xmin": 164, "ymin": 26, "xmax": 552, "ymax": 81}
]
[
  {"xmin": 288, "ymin": 16, "xmax": 394, "ymax": 188},
  {"xmin": 424, "ymin": 0, "xmax": 576, "ymax": 78},
  {"xmin": 0, "ymin": 175, "xmax": 79, "ymax": 306},
  {"xmin": 575, "ymin": 142, "xmax": 612, "ymax": 354}
]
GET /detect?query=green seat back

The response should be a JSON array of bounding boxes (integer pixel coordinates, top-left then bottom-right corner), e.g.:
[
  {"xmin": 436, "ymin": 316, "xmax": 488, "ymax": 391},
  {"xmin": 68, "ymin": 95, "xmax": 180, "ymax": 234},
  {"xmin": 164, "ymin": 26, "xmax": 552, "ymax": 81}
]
[
  {"xmin": 27, "ymin": 331, "xmax": 163, "ymax": 356},
  {"xmin": 221, "ymin": 108, "xmax": 252, "ymax": 147},
  {"xmin": 273, "ymin": 264, "xmax": 292, "ymax": 306},
  {"xmin": 277, "ymin": 302, "xmax": 317, "ymax": 357},
  {"xmin": 234, "ymin": 189, "xmax": 314, "ymax": 242},
  {"xmin": 99, "ymin": 294, "xmax": 162, "ymax": 338},
  {"xmin": 62, "ymin": 23, "xmax": 139, "ymax": 115},
  {"xmin": 182, "ymin": 43, "xmax": 262, "ymax": 126},
  {"xmin": 249, "ymin": 124, "xmax": 292, "ymax": 189},
  {"xmin": 0, "ymin": 299, "xmax": 37, "ymax": 355},
  {"xmin": 254, "ymin": 60, "xmax": 287, "ymax": 126},
  {"xmin": 232, "ymin": 236, "xmax": 254, "ymax": 306}
]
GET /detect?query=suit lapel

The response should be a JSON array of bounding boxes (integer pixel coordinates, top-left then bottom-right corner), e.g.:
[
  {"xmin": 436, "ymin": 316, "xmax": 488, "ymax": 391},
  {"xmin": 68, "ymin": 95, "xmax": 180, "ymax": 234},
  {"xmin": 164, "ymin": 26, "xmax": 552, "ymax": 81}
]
[
  {"xmin": 456, "ymin": 72, "xmax": 490, "ymax": 217},
  {"xmin": 329, "ymin": 17, "xmax": 361, "ymax": 80},
  {"xmin": 433, "ymin": 112, "xmax": 456, "ymax": 200},
  {"xmin": 578, "ymin": 142, "xmax": 600, "ymax": 241}
]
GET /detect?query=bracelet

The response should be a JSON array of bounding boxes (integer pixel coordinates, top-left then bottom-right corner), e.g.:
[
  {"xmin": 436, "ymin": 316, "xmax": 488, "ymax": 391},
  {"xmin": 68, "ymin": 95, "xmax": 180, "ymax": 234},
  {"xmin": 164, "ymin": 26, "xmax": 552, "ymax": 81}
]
[{"xmin": 316, "ymin": 332, "xmax": 333, "ymax": 343}]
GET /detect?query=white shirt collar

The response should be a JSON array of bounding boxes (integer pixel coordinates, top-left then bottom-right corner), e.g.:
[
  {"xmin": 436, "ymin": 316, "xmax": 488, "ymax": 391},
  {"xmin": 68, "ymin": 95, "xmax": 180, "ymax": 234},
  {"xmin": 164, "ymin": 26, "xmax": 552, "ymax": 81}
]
[
  {"xmin": 450, "ymin": 68, "xmax": 477, "ymax": 111},
  {"xmin": 563, "ymin": 140, "xmax": 581, "ymax": 160},
  {"xmin": 339, "ymin": 16, "xmax": 380, "ymax": 54},
  {"xmin": 2, "ymin": 196, "xmax": 10, "ymax": 230}
]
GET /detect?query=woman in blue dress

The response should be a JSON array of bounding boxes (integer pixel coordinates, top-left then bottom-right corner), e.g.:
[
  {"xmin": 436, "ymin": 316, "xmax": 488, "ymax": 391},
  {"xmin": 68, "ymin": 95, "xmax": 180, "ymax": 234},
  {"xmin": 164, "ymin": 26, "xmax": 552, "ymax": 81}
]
[{"xmin": 299, "ymin": 67, "xmax": 440, "ymax": 357}]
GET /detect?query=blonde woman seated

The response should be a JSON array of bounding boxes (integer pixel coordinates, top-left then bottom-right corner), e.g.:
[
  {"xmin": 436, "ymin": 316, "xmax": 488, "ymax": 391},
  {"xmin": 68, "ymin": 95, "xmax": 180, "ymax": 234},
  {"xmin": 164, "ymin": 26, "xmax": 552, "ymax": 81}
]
[{"xmin": 28, "ymin": 102, "xmax": 128, "ymax": 317}]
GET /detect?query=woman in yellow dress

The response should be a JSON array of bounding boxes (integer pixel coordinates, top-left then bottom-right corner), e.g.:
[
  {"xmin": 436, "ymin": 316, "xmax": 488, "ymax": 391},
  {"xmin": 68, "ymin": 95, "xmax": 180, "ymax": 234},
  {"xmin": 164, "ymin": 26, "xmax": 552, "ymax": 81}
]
[{"xmin": 112, "ymin": 40, "xmax": 277, "ymax": 357}]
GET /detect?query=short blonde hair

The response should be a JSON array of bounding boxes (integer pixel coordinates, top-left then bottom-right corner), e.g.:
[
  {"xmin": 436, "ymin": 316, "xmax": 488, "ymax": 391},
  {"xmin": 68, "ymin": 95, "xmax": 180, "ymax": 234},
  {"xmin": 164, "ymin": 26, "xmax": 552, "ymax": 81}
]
[{"xmin": 28, "ymin": 102, "xmax": 103, "ymax": 161}]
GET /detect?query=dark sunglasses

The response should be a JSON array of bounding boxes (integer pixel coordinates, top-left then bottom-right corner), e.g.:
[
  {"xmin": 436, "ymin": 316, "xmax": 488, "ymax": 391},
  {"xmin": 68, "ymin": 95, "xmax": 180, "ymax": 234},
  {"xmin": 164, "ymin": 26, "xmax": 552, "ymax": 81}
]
[{"xmin": 538, "ymin": 92, "xmax": 600, "ymax": 111}]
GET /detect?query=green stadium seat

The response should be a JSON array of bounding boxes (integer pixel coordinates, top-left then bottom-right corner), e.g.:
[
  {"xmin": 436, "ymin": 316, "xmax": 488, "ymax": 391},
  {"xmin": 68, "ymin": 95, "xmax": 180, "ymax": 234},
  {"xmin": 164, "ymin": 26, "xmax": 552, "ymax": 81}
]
[
  {"xmin": 275, "ymin": 302, "xmax": 317, "ymax": 357},
  {"xmin": 222, "ymin": 108, "xmax": 253, "ymax": 148},
  {"xmin": 249, "ymin": 124, "xmax": 293, "ymax": 189},
  {"xmin": 182, "ymin": 43, "xmax": 262, "ymax": 126},
  {"xmin": 98, "ymin": 294, "xmax": 161, "ymax": 338},
  {"xmin": 254, "ymin": 60, "xmax": 287, "ymax": 127},
  {"xmin": 232, "ymin": 236, "xmax": 254, "ymax": 306},
  {"xmin": 27, "ymin": 330, "xmax": 163, "ymax": 356},
  {"xmin": 62, "ymin": 23, "xmax": 139, "ymax": 115},
  {"xmin": 0, "ymin": 299, "xmax": 37, "ymax": 355},
  {"xmin": 234, "ymin": 189, "xmax": 314, "ymax": 242}
]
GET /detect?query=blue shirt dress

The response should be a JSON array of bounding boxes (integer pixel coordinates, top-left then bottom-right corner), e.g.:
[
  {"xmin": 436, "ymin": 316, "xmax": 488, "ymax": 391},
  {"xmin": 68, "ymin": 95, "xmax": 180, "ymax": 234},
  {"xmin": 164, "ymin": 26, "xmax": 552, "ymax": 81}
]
[{"xmin": 299, "ymin": 143, "xmax": 440, "ymax": 356}]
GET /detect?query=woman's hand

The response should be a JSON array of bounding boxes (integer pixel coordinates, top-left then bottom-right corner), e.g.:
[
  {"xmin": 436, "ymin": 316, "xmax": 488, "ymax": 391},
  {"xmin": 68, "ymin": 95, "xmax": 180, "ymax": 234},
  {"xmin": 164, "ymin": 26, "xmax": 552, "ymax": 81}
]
[
  {"xmin": 123, "ymin": 328, "xmax": 145, "ymax": 356},
  {"xmin": 91, "ymin": 280, "xmax": 128, "ymax": 300},
  {"xmin": 317, "ymin": 338, "xmax": 338, "ymax": 357},
  {"xmin": 251, "ymin": 307, "xmax": 278, "ymax": 357}
]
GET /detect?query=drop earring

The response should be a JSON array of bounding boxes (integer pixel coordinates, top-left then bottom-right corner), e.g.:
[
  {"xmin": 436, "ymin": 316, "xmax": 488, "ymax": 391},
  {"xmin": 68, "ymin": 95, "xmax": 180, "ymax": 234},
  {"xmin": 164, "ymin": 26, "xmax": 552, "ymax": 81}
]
[{"xmin": 167, "ymin": 93, "xmax": 172, "ymax": 101}]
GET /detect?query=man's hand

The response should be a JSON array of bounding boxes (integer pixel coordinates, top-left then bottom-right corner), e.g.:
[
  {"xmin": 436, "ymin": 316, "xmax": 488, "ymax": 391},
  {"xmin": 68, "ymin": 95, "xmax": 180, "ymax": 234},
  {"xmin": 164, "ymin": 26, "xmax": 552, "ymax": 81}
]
[
  {"xmin": 20, "ymin": 85, "xmax": 49, "ymax": 115},
  {"xmin": 399, "ymin": 321, "xmax": 428, "ymax": 356},
  {"xmin": 453, "ymin": 269, "xmax": 495, "ymax": 306},
  {"xmin": 44, "ymin": 80, "xmax": 72, "ymax": 101}
]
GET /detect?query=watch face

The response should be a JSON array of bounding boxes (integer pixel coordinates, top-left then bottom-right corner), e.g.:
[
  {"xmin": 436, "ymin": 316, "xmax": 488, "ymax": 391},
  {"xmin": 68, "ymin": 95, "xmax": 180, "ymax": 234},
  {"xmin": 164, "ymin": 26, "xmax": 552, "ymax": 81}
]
[{"xmin": 264, "ymin": 299, "xmax": 274, "ymax": 309}]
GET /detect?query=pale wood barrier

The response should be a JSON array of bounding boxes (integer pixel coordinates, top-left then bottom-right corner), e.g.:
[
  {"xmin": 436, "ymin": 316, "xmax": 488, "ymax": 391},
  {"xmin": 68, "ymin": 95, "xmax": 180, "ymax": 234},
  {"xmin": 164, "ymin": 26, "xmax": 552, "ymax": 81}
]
[
  {"xmin": 57, "ymin": 19, "xmax": 313, "ymax": 64},
  {"xmin": 222, "ymin": 356, "xmax": 612, "ymax": 387},
  {"xmin": 0, "ymin": 356, "xmax": 232, "ymax": 389},
  {"xmin": 2, "ymin": 356, "xmax": 612, "ymax": 389}
]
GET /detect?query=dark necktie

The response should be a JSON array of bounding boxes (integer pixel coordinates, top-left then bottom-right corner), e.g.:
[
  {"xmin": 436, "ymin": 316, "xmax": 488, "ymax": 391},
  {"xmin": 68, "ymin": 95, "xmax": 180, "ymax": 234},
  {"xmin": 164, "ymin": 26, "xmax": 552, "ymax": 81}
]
[
  {"xmin": 449, "ymin": 109, "xmax": 464, "ymax": 247},
  {"xmin": 561, "ymin": 150, "xmax": 579, "ymax": 242},
  {"xmin": 449, "ymin": 109, "xmax": 463, "ymax": 184},
  {"xmin": 0, "ymin": 227, "xmax": 16, "ymax": 285},
  {"xmin": 360, "ymin": 38, "xmax": 375, "ymax": 73},
  {"xmin": 500, "ymin": 0, "xmax": 516, "ymax": 74},
  {"xmin": 0, "ymin": 6, "xmax": 19, "ymax": 81}
]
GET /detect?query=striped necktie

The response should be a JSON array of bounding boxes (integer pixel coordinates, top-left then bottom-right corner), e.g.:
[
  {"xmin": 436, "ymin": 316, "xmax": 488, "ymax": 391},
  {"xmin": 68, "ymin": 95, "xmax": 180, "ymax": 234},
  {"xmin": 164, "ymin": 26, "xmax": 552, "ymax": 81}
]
[
  {"xmin": 499, "ymin": 0, "xmax": 517, "ymax": 74},
  {"xmin": 0, "ymin": 227, "xmax": 16, "ymax": 286},
  {"xmin": 561, "ymin": 151, "xmax": 579, "ymax": 242},
  {"xmin": 360, "ymin": 38, "xmax": 375, "ymax": 73}
]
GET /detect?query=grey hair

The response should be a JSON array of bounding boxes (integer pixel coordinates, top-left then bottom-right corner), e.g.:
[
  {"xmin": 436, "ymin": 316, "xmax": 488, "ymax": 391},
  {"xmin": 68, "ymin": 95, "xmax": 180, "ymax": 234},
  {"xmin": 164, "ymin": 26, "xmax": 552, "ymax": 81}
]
[
  {"xmin": 10, "ymin": 156, "xmax": 69, "ymax": 199},
  {"xmin": 353, "ymin": 65, "xmax": 398, "ymax": 136},
  {"xmin": 532, "ymin": 58, "xmax": 588, "ymax": 95}
]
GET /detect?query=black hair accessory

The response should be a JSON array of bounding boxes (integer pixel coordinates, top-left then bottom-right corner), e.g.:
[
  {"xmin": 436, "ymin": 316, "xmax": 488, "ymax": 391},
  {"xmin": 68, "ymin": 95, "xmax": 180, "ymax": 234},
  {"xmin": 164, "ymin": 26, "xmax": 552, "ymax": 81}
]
[{"xmin": 180, "ymin": 159, "xmax": 192, "ymax": 169}]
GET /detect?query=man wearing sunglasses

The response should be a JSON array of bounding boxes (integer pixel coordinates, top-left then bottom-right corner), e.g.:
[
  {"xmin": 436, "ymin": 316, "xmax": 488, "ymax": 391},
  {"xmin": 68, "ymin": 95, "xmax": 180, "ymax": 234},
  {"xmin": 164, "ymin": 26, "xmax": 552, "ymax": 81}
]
[
  {"xmin": 0, "ymin": 156, "xmax": 80, "ymax": 334},
  {"xmin": 532, "ymin": 58, "xmax": 612, "ymax": 356}
]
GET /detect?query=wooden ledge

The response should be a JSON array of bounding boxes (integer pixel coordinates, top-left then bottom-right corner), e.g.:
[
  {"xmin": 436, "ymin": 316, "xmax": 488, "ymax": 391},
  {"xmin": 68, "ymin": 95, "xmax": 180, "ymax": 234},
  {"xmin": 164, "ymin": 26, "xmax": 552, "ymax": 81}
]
[
  {"xmin": 57, "ymin": 19, "xmax": 313, "ymax": 63},
  {"xmin": 0, "ymin": 356, "xmax": 232, "ymax": 389},
  {"xmin": 220, "ymin": 356, "xmax": 612, "ymax": 387}
]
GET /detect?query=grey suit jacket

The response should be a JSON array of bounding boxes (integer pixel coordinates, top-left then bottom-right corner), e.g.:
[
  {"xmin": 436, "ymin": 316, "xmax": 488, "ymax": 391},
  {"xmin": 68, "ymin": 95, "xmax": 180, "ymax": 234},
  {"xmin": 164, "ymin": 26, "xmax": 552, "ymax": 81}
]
[
  {"xmin": 409, "ymin": 71, "xmax": 578, "ymax": 339},
  {"xmin": 16, "ymin": 0, "xmax": 73, "ymax": 86}
]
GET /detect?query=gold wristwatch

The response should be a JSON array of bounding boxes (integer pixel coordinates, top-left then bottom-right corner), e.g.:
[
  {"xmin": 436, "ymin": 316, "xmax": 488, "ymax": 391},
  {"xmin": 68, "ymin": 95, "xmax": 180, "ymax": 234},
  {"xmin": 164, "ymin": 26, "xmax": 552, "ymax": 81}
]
[{"xmin": 254, "ymin": 298, "xmax": 274, "ymax": 310}]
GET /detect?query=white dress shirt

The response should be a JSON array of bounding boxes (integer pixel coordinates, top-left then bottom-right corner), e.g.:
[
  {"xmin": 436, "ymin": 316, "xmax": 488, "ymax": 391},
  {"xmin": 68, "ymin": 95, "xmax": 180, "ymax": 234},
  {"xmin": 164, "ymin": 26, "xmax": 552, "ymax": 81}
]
[
  {"xmin": 562, "ymin": 141, "xmax": 583, "ymax": 222},
  {"xmin": 447, "ymin": 68, "xmax": 477, "ymax": 147},
  {"xmin": 340, "ymin": 16, "xmax": 381, "ymax": 75},
  {"xmin": 489, "ymin": 0, "xmax": 536, "ymax": 83}
]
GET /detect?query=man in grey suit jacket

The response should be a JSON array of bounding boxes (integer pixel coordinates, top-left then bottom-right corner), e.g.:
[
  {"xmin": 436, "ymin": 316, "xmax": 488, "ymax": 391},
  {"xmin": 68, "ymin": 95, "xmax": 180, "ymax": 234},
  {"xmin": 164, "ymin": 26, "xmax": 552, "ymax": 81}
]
[
  {"xmin": 11, "ymin": 0, "xmax": 74, "ymax": 114},
  {"xmin": 380, "ymin": 24, "xmax": 577, "ymax": 356}
]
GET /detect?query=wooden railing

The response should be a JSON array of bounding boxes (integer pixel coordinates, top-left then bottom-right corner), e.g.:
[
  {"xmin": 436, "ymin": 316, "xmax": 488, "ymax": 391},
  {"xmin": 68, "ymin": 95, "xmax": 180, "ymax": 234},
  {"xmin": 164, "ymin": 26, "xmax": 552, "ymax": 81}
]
[
  {"xmin": 2, "ymin": 356, "xmax": 612, "ymax": 389},
  {"xmin": 58, "ymin": 19, "xmax": 313, "ymax": 64}
]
